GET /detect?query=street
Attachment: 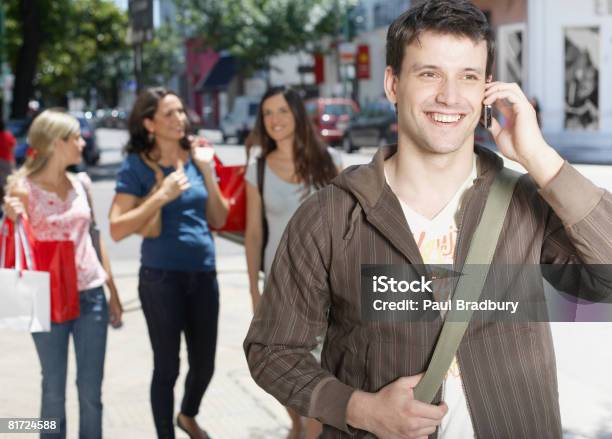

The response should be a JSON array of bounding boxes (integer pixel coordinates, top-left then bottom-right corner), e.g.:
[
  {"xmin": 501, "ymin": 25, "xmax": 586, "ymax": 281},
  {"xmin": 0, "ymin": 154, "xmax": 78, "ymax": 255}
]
[{"xmin": 1, "ymin": 128, "xmax": 612, "ymax": 438}]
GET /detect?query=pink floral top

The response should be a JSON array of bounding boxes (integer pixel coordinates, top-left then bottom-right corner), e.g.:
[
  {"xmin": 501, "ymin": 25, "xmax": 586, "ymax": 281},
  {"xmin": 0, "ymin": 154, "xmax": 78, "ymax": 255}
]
[{"xmin": 24, "ymin": 173, "xmax": 107, "ymax": 291}]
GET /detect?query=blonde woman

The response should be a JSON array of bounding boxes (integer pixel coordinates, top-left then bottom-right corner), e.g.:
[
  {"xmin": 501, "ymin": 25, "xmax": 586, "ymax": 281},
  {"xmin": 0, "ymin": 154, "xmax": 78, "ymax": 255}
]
[{"xmin": 2, "ymin": 109, "xmax": 122, "ymax": 439}]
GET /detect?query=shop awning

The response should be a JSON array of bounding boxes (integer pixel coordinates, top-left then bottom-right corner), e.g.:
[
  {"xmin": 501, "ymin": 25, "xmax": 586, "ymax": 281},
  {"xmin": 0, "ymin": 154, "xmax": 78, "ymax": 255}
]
[{"xmin": 197, "ymin": 55, "xmax": 236, "ymax": 91}]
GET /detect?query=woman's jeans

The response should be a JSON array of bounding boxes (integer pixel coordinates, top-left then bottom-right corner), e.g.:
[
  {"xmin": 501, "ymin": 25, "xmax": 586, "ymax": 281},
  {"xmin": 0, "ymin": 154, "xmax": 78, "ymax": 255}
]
[
  {"xmin": 139, "ymin": 267, "xmax": 219, "ymax": 439},
  {"xmin": 32, "ymin": 286, "xmax": 109, "ymax": 439}
]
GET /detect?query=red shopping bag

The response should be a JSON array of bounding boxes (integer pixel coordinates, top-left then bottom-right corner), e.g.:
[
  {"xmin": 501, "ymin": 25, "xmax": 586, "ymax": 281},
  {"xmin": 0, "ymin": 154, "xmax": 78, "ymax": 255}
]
[
  {"xmin": 4, "ymin": 217, "xmax": 79, "ymax": 323},
  {"xmin": 211, "ymin": 155, "xmax": 246, "ymax": 232},
  {"xmin": 3, "ymin": 216, "xmax": 37, "ymax": 270},
  {"xmin": 35, "ymin": 241, "xmax": 79, "ymax": 323}
]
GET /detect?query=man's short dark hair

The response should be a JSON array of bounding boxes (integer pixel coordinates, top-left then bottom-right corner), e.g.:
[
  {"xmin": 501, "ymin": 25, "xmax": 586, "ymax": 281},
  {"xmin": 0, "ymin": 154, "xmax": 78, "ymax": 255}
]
[{"xmin": 386, "ymin": 0, "xmax": 495, "ymax": 77}]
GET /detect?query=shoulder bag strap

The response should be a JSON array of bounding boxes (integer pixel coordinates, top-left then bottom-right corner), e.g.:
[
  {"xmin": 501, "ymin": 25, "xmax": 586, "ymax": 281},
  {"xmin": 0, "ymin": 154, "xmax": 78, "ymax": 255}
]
[
  {"xmin": 77, "ymin": 176, "xmax": 103, "ymax": 262},
  {"xmin": 256, "ymin": 157, "xmax": 268, "ymax": 272},
  {"xmin": 412, "ymin": 167, "xmax": 521, "ymax": 403}
]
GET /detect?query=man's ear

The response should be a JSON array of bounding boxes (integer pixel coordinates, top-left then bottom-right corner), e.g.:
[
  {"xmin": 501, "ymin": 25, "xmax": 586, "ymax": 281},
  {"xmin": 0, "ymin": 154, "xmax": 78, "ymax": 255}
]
[{"xmin": 383, "ymin": 66, "xmax": 398, "ymax": 106}]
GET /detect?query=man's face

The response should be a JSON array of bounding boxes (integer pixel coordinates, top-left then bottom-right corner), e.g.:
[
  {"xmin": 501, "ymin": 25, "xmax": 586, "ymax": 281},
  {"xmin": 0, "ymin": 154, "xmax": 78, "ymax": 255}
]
[{"xmin": 384, "ymin": 31, "xmax": 488, "ymax": 155}]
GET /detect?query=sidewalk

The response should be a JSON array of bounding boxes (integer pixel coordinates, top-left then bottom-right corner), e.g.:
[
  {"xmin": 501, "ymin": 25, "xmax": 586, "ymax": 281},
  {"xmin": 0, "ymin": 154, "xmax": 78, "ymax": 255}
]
[
  {"xmin": 2, "ymin": 240, "xmax": 612, "ymax": 437},
  {"xmin": 0, "ymin": 250, "xmax": 291, "ymax": 439}
]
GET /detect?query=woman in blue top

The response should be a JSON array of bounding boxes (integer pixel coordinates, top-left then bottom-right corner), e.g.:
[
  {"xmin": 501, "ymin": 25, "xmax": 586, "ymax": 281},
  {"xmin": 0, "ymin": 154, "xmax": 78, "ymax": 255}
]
[{"xmin": 109, "ymin": 87, "xmax": 228, "ymax": 439}]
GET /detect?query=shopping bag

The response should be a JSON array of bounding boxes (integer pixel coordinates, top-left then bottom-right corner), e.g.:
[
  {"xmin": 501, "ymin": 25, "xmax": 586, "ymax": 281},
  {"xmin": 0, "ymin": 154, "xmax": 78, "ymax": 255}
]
[
  {"xmin": 35, "ymin": 240, "xmax": 79, "ymax": 323},
  {"xmin": 2, "ymin": 214, "xmax": 37, "ymax": 269},
  {"xmin": 3, "ymin": 217, "xmax": 79, "ymax": 323},
  {"xmin": 0, "ymin": 217, "xmax": 51, "ymax": 332},
  {"xmin": 211, "ymin": 155, "xmax": 246, "ymax": 232}
]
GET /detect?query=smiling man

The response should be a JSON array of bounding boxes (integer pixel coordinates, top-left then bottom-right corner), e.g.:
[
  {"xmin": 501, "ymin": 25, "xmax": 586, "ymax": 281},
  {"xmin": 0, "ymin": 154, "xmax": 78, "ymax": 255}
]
[{"xmin": 244, "ymin": 1, "xmax": 612, "ymax": 438}]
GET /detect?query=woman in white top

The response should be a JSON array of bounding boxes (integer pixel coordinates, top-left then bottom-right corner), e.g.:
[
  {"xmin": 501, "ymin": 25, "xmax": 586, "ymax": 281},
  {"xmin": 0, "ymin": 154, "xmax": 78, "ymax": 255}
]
[{"xmin": 244, "ymin": 86, "xmax": 341, "ymax": 439}]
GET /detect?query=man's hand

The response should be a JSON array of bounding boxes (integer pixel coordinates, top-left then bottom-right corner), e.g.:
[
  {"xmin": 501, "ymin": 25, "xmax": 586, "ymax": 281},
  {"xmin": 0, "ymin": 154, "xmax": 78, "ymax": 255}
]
[
  {"xmin": 484, "ymin": 82, "xmax": 563, "ymax": 187},
  {"xmin": 347, "ymin": 374, "xmax": 448, "ymax": 439}
]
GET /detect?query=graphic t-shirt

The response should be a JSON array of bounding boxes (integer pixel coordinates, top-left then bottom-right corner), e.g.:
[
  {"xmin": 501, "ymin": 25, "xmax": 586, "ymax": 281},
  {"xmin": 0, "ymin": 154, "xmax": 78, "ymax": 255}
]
[{"xmin": 388, "ymin": 156, "xmax": 477, "ymax": 439}]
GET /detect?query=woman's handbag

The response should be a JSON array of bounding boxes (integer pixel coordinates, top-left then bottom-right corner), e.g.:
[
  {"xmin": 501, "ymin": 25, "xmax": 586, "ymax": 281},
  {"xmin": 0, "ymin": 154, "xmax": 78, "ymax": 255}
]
[
  {"xmin": 211, "ymin": 155, "xmax": 246, "ymax": 233},
  {"xmin": 137, "ymin": 153, "xmax": 164, "ymax": 238},
  {"xmin": 0, "ymin": 217, "xmax": 51, "ymax": 332}
]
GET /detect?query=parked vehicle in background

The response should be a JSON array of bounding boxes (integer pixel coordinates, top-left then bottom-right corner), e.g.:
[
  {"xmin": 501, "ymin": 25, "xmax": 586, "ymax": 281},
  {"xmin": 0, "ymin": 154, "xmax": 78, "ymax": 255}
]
[
  {"xmin": 8, "ymin": 114, "xmax": 100, "ymax": 167},
  {"xmin": 71, "ymin": 113, "xmax": 100, "ymax": 166},
  {"xmin": 186, "ymin": 108, "xmax": 205, "ymax": 132},
  {"xmin": 341, "ymin": 99, "xmax": 398, "ymax": 153},
  {"xmin": 6, "ymin": 118, "xmax": 32, "ymax": 166},
  {"xmin": 95, "ymin": 108, "xmax": 128, "ymax": 129},
  {"xmin": 220, "ymin": 96, "xmax": 260, "ymax": 144},
  {"xmin": 305, "ymin": 97, "xmax": 359, "ymax": 146}
]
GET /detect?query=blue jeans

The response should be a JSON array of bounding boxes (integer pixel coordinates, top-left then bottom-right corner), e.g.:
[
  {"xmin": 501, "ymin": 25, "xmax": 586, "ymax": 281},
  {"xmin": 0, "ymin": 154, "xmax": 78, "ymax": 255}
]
[{"xmin": 32, "ymin": 287, "xmax": 109, "ymax": 439}]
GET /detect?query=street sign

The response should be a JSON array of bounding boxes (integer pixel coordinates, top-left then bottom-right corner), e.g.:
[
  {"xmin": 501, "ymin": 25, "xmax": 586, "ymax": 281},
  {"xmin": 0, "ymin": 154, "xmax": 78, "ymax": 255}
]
[
  {"xmin": 129, "ymin": 0, "xmax": 153, "ymax": 31},
  {"xmin": 314, "ymin": 53, "xmax": 325, "ymax": 84},
  {"xmin": 126, "ymin": 26, "xmax": 154, "ymax": 45},
  {"xmin": 339, "ymin": 42, "xmax": 356, "ymax": 64},
  {"xmin": 356, "ymin": 44, "xmax": 370, "ymax": 79},
  {"xmin": 128, "ymin": 0, "xmax": 153, "ymax": 44}
]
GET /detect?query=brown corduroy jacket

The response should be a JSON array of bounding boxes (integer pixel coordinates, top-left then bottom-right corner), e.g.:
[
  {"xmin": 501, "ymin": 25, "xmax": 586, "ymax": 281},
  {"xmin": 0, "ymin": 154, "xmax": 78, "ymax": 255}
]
[{"xmin": 243, "ymin": 145, "xmax": 612, "ymax": 438}]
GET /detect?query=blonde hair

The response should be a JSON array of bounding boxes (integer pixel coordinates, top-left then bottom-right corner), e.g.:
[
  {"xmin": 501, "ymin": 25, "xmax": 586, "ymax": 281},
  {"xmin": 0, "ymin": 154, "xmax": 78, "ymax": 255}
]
[{"xmin": 5, "ymin": 110, "xmax": 80, "ymax": 193}]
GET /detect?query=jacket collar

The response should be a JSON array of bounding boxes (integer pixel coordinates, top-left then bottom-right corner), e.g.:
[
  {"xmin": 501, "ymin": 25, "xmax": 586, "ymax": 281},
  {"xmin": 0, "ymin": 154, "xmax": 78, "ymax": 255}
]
[{"xmin": 333, "ymin": 144, "xmax": 504, "ymax": 265}]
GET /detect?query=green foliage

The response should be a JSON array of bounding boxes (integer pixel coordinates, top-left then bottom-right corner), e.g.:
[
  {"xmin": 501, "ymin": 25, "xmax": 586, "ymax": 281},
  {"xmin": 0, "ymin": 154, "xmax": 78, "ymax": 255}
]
[
  {"xmin": 176, "ymin": 0, "xmax": 354, "ymax": 75},
  {"xmin": 4, "ymin": 0, "xmax": 72, "ymax": 67},
  {"xmin": 140, "ymin": 24, "xmax": 185, "ymax": 87},
  {"xmin": 5, "ymin": 0, "xmax": 131, "ymax": 107},
  {"xmin": 37, "ymin": 0, "xmax": 131, "ymax": 106}
]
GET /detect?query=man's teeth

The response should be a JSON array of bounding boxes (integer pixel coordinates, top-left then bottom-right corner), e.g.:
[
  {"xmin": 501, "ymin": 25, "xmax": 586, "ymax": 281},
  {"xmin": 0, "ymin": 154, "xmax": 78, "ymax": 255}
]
[{"xmin": 431, "ymin": 113, "xmax": 462, "ymax": 123}]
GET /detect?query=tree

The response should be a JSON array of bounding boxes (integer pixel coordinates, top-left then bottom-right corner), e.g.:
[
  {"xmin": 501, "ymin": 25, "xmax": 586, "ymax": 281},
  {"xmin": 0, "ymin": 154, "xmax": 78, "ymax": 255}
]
[
  {"xmin": 36, "ymin": 0, "xmax": 131, "ymax": 108},
  {"xmin": 140, "ymin": 24, "xmax": 185, "ymax": 88},
  {"xmin": 176, "ymin": 0, "xmax": 354, "ymax": 77},
  {"xmin": 5, "ymin": 0, "xmax": 130, "ymax": 116},
  {"xmin": 5, "ymin": 0, "xmax": 71, "ymax": 117}
]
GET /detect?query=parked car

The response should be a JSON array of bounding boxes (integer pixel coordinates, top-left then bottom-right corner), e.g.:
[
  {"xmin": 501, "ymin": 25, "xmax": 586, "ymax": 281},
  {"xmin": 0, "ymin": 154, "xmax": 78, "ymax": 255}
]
[
  {"xmin": 220, "ymin": 96, "xmax": 260, "ymax": 144},
  {"xmin": 186, "ymin": 108, "xmax": 205, "ymax": 132},
  {"xmin": 305, "ymin": 97, "xmax": 359, "ymax": 146},
  {"xmin": 7, "ymin": 118, "xmax": 32, "ymax": 166},
  {"xmin": 95, "ymin": 108, "xmax": 128, "ymax": 129},
  {"xmin": 72, "ymin": 114, "xmax": 100, "ymax": 166},
  {"xmin": 8, "ymin": 114, "xmax": 100, "ymax": 167},
  {"xmin": 341, "ymin": 100, "xmax": 398, "ymax": 153}
]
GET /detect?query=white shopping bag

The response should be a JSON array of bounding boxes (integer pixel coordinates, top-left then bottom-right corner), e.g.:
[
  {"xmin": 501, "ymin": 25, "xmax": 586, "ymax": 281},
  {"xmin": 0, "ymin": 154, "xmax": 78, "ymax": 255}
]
[{"xmin": 0, "ymin": 217, "xmax": 51, "ymax": 332}]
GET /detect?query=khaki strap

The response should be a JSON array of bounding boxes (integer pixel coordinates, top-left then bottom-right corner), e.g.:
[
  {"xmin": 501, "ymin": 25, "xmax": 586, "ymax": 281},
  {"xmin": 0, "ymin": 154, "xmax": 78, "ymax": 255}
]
[{"xmin": 412, "ymin": 167, "xmax": 521, "ymax": 403}]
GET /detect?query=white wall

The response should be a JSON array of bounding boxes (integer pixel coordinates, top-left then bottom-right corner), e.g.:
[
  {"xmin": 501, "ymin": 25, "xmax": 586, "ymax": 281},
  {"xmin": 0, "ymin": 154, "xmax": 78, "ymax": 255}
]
[
  {"xmin": 528, "ymin": 0, "xmax": 612, "ymax": 148},
  {"xmin": 319, "ymin": 49, "xmax": 342, "ymax": 98},
  {"xmin": 269, "ymin": 52, "xmax": 316, "ymax": 88}
]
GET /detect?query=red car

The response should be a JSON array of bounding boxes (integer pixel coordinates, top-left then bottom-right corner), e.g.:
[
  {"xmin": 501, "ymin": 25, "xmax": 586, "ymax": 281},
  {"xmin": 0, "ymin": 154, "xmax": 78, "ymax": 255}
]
[{"xmin": 305, "ymin": 98, "xmax": 359, "ymax": 146}]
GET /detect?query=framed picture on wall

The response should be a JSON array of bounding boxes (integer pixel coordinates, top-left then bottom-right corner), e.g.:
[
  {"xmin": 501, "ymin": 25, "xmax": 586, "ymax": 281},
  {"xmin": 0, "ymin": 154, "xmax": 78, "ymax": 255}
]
[
  {"xmin": 564, "ymin": 27, "xmax": 600, "ymax": 131},
  {"xmin": 497, "ymin": 23, "xmax": 526, "ymax": 87}
]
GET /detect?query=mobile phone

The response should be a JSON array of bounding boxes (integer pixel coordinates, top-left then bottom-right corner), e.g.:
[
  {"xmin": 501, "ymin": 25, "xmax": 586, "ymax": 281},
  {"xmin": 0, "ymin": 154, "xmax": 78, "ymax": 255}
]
[
  {"xmin": 480, "ymin": 103, "xmax": 492, "ymax": 129},
  {"xmin": 480, "ymin": 76, "xmax": 493, "ymax": 129}
]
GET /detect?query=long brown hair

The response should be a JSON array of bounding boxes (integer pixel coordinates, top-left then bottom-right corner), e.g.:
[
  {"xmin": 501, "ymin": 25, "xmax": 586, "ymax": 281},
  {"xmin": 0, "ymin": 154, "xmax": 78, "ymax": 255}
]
[
  {"xmin": 251, "ymin": 86, "xmax": 337, "ymax": 190},
  {"xmin": 126, "ymin": 86, "xmax": 191, "ymax": 155}
]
